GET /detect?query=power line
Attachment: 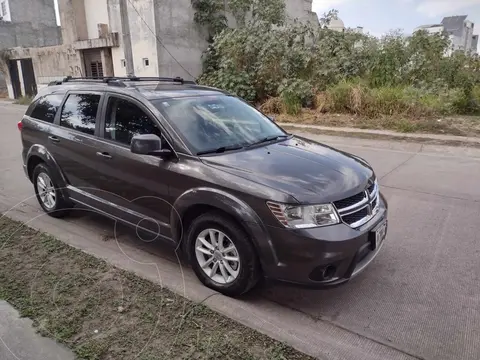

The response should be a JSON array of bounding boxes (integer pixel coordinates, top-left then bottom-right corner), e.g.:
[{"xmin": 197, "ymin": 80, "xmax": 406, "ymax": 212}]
[{"xmin": 125, "ymin": 0, "xmax": 196, "ymax": 79}]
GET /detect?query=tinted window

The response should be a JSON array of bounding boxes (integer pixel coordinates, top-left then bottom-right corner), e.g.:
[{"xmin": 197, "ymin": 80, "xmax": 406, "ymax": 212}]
[
  {"xmin": 105, "ymin": 97, "xmax": 161, "ymax": 145},
  {"xmin": 60, "ymin": 94, "xmax": 101, "ymax": 135},
  {"xmin": 30, "ymin": 94, "xmax": 64, "ymax": 123}
]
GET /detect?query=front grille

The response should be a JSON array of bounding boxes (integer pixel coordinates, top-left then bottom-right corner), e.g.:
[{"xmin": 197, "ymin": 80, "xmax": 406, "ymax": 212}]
[
  {"xmin": 333, "ymin": 192, "xmax": 366, "ymax": 210},
  {"xmin": 342, "ymin": 207, "xmax": 369, "ymax": 225},
  {"xmin": 368, "ymin": 182, "xmax": 376, "ymax": 195},
  {"xmin": 334, "ymin": 180, "xmax": 379, "ymax": 228}
]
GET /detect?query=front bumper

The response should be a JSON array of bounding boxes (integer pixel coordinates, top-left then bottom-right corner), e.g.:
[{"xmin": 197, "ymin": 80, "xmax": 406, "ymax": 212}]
[{"xmin": 264, "ymin": 193, "xmax": 388, "ymax": 288}]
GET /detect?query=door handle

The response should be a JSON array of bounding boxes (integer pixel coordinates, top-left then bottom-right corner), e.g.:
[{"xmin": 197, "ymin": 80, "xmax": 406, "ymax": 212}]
[
  {"xmin": 48, "ymin": 136, "xmax": 60, "ymax": 143},
  {"xmin": 96, "ymin": 151, "xmax": 112, "ymax": 159}
]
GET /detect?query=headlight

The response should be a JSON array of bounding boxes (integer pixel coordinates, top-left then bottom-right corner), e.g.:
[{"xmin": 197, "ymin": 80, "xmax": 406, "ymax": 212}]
[{"xmin": 267, "ymin": 202, "xmax": 340, "ymax": 229}]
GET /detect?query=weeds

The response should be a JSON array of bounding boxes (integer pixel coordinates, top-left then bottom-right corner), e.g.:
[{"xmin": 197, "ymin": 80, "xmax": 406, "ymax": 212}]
[{"xmin": 13, "ymin": 95, "xmax": 33, "ymax": 105}]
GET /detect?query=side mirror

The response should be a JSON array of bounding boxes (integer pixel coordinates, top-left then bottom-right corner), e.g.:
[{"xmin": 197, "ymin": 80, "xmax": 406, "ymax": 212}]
[{"xmin": 130, "ymin": 134, "xmax": 173, "ymax": 159}]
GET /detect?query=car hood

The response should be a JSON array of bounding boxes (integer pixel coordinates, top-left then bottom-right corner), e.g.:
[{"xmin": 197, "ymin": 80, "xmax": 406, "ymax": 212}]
[{"xmin": 201, "ymin": 136, "xmax": 375, "ymax": 204}]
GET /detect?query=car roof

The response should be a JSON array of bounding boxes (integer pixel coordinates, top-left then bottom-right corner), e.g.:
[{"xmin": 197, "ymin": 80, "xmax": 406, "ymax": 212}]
[{"xmin": 37, "ymin": 77, "xmax": 229, "ymax": 101}]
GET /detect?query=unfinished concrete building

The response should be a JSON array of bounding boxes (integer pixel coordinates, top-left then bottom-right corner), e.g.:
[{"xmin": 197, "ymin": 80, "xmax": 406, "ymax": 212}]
[
  {"xmin": 0, "ymin": 0, "xmax": 61, "ymax": 96},
  {"xmin": 2, "ymin": 0, "xmax": 318, "ymax": 99}
]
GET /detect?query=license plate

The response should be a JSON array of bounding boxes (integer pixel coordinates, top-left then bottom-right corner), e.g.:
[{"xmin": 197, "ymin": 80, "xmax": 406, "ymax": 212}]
[{"xmin": 372, "ymin": 220, "xmax": 387, "ymax": 250}]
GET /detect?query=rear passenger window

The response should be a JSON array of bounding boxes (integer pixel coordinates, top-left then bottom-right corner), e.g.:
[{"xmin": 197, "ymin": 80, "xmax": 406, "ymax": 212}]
[
  {"xmin": 30, "ymin": 94, "xmax": 64, "ymax": 123},
  {"xmin": 60, "ymin": 94, "xmax": 101, "ymax": 135},
  {"xmin": 104, "ymin": 97, "xmax": 161, "ymax": 145}
]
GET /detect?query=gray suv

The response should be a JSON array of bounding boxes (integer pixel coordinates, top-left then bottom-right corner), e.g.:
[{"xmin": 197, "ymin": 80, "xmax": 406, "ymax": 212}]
[{"xmin": 19, "ymin": 76, "xmax": 388, "ymax": 296}]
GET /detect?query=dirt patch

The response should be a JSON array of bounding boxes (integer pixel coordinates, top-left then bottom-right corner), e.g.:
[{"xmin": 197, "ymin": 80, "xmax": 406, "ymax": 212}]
[
  {"xmin": 0, "ymin": 216, "xmax": 312, "ymax": 360},
  {"xmin": 274, "ymin": 111, "xmax": 480, "ymax": 137}
]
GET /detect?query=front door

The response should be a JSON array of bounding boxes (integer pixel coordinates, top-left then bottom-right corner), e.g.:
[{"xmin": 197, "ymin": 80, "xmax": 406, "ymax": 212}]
[{"xmin": 94, "ymin": 94, "xmax": 176, "ymax": 241}]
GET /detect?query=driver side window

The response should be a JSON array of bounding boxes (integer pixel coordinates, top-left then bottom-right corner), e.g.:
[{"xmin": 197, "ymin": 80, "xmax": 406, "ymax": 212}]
[{"xmin": 105, "ymin": 97, "xmax": 161, "ymax": 146}]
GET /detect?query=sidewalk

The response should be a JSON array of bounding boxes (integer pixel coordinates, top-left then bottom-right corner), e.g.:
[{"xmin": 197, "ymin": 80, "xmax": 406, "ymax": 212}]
[{"xmin": 0, "ymin": 301, "xmax": 74, "ymax": 360}]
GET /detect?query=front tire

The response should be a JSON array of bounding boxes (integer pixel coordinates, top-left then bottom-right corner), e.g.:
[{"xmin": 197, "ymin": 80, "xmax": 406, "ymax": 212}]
[
  {"xmin": 187, "ymin": 211, "xmax": 261, "ymax": 297},
  {"xmin": 33, "ymin": 163, "xmax": 71, "ymax": 218}
]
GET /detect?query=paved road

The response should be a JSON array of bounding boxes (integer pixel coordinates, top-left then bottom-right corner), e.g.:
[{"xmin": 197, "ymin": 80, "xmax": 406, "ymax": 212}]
[{"xmin": 1, "ymin": 102, "xmax": 479, "ymax": 360}]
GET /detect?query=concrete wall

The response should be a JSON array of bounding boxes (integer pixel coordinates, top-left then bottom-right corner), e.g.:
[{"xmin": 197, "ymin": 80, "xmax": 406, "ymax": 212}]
[
  {"xmin": 84, "ymin": 0, "xmax": 109, "ymax": 39},
  {"xmin": 106, "ymin": 0, "xmax": 127, "ymax": 76},
  {"xmin": 472, "ymin": 35, "xmax": 479, "ymax": 54},
  {"xmin": 8, "ymin": 0, "xmax": 57, "ymax": 26},
  {"xmin": 153, "ymin": 0, "xmax": 208, "ymax": 79},
  {"xmin": 0, "ymin": 0, "xmax": 61, "ymax": 50},
  {"xmin": 105, "ymin": 0, "xmax": 317, "ymax": 80},
  {"xmin": 129, "ymin": 0, "xmax": 159, "ymax": 77},
  {"xmin": 8, "ymin": 45, "xmax": 84, "ymax": 92},
  {"xmin": 57, "ymin": 0, "xmax": 88, "ymax": 43},
  {"xmin": 285, "ymin": 0, "xmax": 317, "ymax": 23}
]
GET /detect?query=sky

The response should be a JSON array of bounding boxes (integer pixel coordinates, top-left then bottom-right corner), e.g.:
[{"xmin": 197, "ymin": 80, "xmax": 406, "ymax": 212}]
[{"xmin": 312, "ymin": 0, "xmax": 480, "ymax": 42}]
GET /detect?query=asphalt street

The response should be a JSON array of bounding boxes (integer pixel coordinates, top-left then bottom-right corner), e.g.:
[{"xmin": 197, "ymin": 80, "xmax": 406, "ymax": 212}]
[{"xmin": 1, "ymin": 101, "xmax": 479, "ymax": 360}]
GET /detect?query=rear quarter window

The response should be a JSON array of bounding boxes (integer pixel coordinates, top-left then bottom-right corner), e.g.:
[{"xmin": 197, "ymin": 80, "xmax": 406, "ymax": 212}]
[{"xmin": 29, "ymin": 94, "xmax": 64, "ymax": 123}]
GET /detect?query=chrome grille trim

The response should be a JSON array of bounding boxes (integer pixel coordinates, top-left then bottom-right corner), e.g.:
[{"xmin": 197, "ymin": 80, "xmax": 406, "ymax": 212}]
[
  {"xmin": 334, "ymin": 180, "xmax": 379, "ymax": 228},
  {"xmin": 335, "ymin": 194, "xmax": 369, "ymax": 213}
]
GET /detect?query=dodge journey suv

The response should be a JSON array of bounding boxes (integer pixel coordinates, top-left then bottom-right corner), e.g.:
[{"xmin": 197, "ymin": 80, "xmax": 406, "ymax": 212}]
[{"xmin": 19, "ymin": 76, "xmax": 388, "ymax": 296}]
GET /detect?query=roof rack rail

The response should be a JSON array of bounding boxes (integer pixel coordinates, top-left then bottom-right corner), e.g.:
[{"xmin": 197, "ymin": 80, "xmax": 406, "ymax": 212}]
[{"xmin": 48, "ymin": 76, "xmax": 196, "ymax": 86}]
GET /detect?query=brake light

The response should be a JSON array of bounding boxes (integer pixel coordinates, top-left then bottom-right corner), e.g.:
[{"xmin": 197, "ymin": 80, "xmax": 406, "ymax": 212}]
[{"xmin": 17, "ymin": 121, "xmax": 23, "ymax": 131}]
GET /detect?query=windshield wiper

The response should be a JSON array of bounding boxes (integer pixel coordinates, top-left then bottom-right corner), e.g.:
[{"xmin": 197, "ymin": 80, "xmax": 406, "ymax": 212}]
[
  {"xmin": 247, "ymin": 134, "xmax": 290, "ymax": 148},
  {"xmin": 197, "ymin": 145, "xmax": 244, "ymax": 156}
]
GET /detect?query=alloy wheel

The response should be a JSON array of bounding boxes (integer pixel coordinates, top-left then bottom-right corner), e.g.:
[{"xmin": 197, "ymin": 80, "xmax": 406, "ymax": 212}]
[
  {"xmin": 36, "ymin": 172, "xmax": 56, "ymax": 209},
  {"xmin": 195, "ymin": 228, "xmax": 240, "ymax": 284}
]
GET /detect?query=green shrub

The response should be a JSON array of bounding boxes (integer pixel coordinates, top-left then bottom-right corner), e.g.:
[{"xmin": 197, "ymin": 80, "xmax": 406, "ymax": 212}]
[
  {"xmin": 278, "ymin": 79, "xmax": 314, "ymax": 114},
  {"xmin": 195, "ymin": 2, "xmax": 480, "ymax": 117}
]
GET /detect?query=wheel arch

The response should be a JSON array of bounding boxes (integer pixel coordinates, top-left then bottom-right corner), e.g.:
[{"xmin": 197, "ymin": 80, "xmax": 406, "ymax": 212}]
[
  {"xmin": 171, "ymin": 187, "xmax": 279, "ymax": 269},
  {"xmin": 26, "ymin": 144, "xmax": 69, "ymax": 200}
]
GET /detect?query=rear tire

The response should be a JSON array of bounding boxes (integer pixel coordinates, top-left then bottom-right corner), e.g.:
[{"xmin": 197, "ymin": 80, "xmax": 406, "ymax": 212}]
[
  {"xmin": 33, "ymin": 163, "xmax": 71, "ymax": 218},
  {"xmin": 187, "ymin": 211, "xmax": 261, "ymax": 297}
]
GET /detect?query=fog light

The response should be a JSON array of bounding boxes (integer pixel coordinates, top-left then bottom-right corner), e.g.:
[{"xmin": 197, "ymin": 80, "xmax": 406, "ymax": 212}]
[{"xmin": 309, "ymin": 265, "xmax": 337, "ymax": 281}]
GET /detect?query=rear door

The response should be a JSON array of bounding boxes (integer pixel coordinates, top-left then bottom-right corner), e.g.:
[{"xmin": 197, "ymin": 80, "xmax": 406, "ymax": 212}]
[
  {"xmin": 47, "ymin": 91, "xmax": 113, "ymax": 208},
  {"xmin": 93, "ymin": 94, "xmax": 177, "ymax": 240}
]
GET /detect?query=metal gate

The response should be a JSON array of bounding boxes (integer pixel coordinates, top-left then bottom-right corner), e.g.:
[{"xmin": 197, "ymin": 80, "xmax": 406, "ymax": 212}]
[
  {"xmin": 7, "ymin": 60, "xmax": 21, "ymax": 99},
  {"xmin": 20, "ymin": 59, "xmax": 37, "ymax": 97}
]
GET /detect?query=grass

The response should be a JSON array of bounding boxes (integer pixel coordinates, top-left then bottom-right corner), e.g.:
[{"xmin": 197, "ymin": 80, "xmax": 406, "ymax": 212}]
[
  {"xmin": 260, "ymin": 83, "xmax": 480, "ymax": 137},
  {"xmin": 13, "ymin": 95, "xmax": 33, "ymax": 105},
  {"xmin": 0, "ymin": 216, "xmax": 312, "ymax": 360}
]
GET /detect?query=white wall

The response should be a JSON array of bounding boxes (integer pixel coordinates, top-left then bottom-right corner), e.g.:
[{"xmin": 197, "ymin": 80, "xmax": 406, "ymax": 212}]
[
  {"xmin": 285, "ymin": 0, "xmax": 315, "ymax": 23},
  {"xmin": 1, "ymin": 0, "xmax": 11, "ymax": 22},
  {"xmin": 84, "ymin": 0, "xmax": 109, "ymax": 39},
  {"xmin": 105, "ymin": 0, "xmax": 126, "ymax": 76},
  {"xmin": 106, "ymin": 0, "xmax": 158, "ymax": 77},
  {"xmin": 414, "ymin": 25, "xmax": 444, "ymax": 34},
  {"xmin": 128, "ymin": 0, "xmax": 158, "ymax": 77}
]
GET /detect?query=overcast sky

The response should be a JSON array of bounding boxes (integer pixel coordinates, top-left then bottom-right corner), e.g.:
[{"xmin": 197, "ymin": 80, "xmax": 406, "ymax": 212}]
[{"xmin": 312, "ymin": 0, "xmax": 480, "ymax": 39}]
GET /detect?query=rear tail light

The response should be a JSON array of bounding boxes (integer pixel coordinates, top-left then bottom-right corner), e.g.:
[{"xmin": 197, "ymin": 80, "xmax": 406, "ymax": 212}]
[{"xmin": 17, "ymin": 121, "xmax": 23, "ymax": 131}]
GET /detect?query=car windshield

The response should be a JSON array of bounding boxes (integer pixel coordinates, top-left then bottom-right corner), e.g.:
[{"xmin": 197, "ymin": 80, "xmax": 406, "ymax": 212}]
[{"xmin": 153, "ymin": 96, "xmax": 286, "ymax": 154}]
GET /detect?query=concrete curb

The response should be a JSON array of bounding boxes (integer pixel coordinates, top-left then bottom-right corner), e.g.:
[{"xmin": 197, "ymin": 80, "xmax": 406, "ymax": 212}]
[{"xmin": 278, "ymin": 122, "xmax": 480, "ymax": 145}]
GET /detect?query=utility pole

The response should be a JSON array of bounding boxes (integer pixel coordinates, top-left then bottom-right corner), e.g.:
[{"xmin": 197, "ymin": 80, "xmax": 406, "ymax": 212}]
[{"xmin": 119, "ymin": 0, "xmax": 134, "ymax": 77}]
